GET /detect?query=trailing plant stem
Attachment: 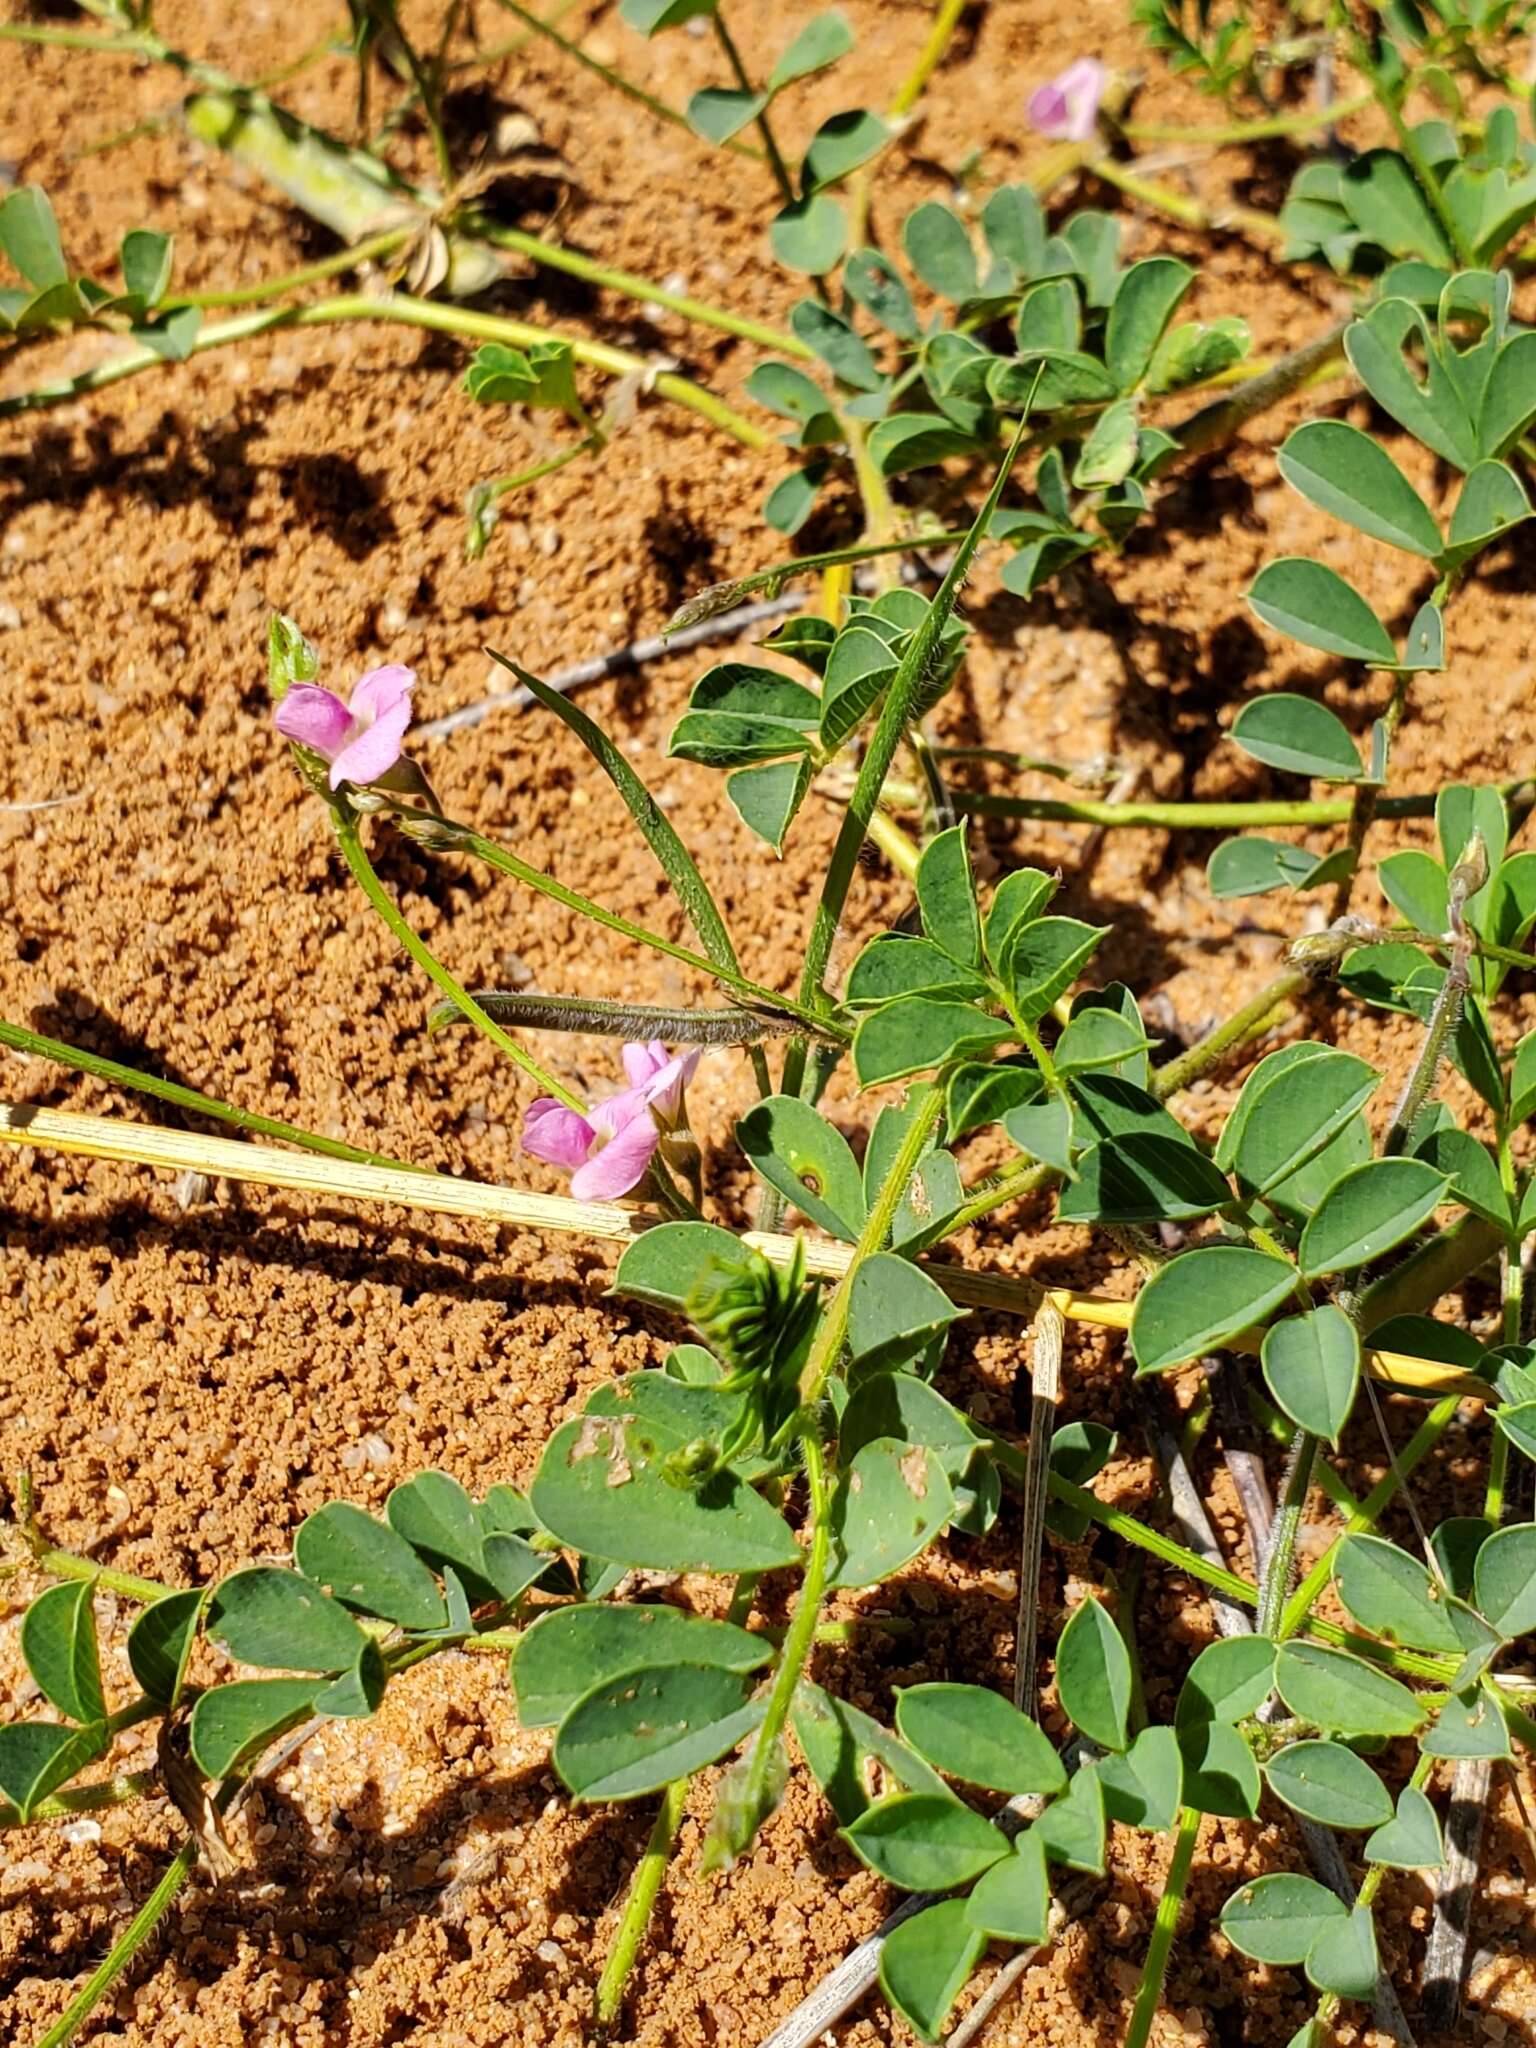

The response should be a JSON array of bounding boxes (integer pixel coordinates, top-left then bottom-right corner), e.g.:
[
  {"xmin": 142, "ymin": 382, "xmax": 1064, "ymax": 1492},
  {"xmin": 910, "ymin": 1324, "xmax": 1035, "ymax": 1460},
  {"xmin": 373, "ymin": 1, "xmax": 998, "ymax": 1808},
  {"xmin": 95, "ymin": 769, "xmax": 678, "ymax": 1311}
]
[
  {"xmin": 593, "ymin": 1775, "xmax": 689, "ymax": 2029},
  {"xmin": 335, "ymin": 817, "xmax": 582, "ymax": 1112},
  {"xmin": 1124, "ymin": 1806, "xmax": 1200, "ymax": 2048},
  {"xmin": 34, "ymin": 1835, "xmax": 200, "ymax": 2048},
  {"xmin": 1257, "ymin": 1429, "xmax": 1318, "ymax": 1639}
]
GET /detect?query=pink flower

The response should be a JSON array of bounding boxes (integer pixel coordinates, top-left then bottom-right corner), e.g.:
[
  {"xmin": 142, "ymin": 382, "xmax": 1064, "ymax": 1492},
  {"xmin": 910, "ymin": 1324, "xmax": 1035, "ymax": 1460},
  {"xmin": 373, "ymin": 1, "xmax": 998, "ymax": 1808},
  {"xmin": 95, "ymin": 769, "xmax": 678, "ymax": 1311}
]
[
  {"xmin": 522, "ymin": 1042, "xmax": 701, "ymax": 1202},
  {"xmin": 1027, "ymin": 58, "xmax": 1106, "ymax": 142},
  {"xmin": 274, "ymin": 664, "xmax": 416, "ymax": 791}
]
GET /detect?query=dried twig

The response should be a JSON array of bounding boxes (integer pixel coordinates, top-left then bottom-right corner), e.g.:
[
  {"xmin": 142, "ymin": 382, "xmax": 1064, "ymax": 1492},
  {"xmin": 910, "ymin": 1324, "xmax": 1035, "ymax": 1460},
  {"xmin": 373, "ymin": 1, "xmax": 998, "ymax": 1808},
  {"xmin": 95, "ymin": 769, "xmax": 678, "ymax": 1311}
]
[
  {"xmin": 1015, "ymin": 1300, "xmax": 1063, "ymax": 1710},
  {"xmin": 1423, "ymin": 1757, "xmax": 1489, "ymax": 2029},
  {"xmin": 413, "ymin": 594, "xmax": 804, "ymax": 741}
]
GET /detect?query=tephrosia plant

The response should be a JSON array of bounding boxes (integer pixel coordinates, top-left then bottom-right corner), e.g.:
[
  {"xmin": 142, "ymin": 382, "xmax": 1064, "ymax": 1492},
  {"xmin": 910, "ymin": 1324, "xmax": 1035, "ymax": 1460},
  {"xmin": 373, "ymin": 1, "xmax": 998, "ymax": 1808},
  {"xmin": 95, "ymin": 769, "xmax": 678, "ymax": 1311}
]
[{"xmin": 7, "ymin": 1, "xmax": 1536, "ymax": 2045}]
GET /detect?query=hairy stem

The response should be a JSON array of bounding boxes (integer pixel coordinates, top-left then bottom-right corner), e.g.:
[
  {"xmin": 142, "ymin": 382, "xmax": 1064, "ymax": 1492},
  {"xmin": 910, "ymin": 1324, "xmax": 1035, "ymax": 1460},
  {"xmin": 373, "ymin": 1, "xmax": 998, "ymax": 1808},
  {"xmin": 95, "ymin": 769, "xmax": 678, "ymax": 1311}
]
[
  {"xmin": 1256, "ymin": 1430, "xmax": 1319, "ymax": 1639},
  {"xmin": 1123, "ymin": 1806, "xmax": 1201, "ymax": 2048},
  {"xmin": 593, "ymin": 1776, "xmax": 689, "ymax": 2029},
  {"xmin": 34, "ymin": 1836, "xmax": 200, "ymax": 2048}
]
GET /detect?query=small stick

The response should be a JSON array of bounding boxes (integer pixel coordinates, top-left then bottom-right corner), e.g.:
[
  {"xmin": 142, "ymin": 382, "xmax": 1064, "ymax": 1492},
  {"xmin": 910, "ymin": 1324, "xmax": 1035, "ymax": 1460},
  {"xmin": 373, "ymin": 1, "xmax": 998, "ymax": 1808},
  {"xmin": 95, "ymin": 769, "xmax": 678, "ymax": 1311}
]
[
  {"xmin": 1015, "ymin": 1301, "xmax": 1064, "ymax": 1710},
  {"xmin": 1207, "ymin": 1357, "xmax": 1274, "ymax": 1557},
  {"xmin": 1422, "ymin": 1758, "xmax": 1489, "ymax": 2027},
  {"xmin": 413, "ymin": 595, "xmax": 804, "ymax": 741}
]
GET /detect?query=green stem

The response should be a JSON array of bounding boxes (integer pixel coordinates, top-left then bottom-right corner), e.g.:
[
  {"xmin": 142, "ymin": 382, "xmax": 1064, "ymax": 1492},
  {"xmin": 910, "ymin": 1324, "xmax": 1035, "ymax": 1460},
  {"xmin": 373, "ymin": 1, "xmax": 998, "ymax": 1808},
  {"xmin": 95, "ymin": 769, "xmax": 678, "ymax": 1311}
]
[
  {"xmin": 33, "ymin": 1836, "xmax": 200, "ymax": 2048},
  {"xmin": 666, "ymin": 529, "xmax": 975, "ymax": 634},
  {"xmin": 428, "ymin": 991, "xmax": 807, "ymax": 1044},
  {"xmin": 1089, "ymin": 157, "xmax": 1284, "ymax": 244},
  {"xmin": 1247, "ymin": 1388, "xmax": 1363, "ymax": 1515},
  {"xmin": 798, "ymin": 1089, "xmax": 944, "ymax": 1404},
  {"xmin": 0, "ymin": 1018, "xmax": 419, "ymax": 1173},
  {"xmin": 334, "ymin": 816, "xmax": 583, "ymax": 1112},
  {"xmin": 712, "ymin": 11, "xmax": 797, "ymax": 208},
  {"xmin": 169, "ymin": 227, "xmax": 414, "ymax": 309},
  {"xmin": 1124, "ymin": 1806, "xmax": 1201, "ymax": 2048},
  {"xmin": 476, "ymin": 435, "xmax": 595, "ymax": 505},
  {"xmin": 486, "ymin": 0, "xmax": 760, "ymax": 157},
  {"xmin": 593, "ymin": 1776, "xmax": 689, "ymax": 2029},
  {"xmin": 0, "ymin": 296, "xmax": 769, "ymax": 449},
  {"xmin": 454, "ymin": 825, "xmax": 843, "ymax": 1038},
  {"xmin": 1153, "ymin": 969, "xmax": 1309, "ymax": 1102},
  {"xmin": 1345, "ymin": 22, "xmax": 1474, "ymax": 267},
  {"xmin": 469, "ymin": 222, "xmax": 806, "ymax": 357},
  {"xmin": 9, "ymin": 1482, "xmax": 176, "ymax": 1604},
  {"xmin": 950, "ymin": 791, "xmax": 1439, "ymax": 829},
  {"xmin": 734, "ymin": 1429, "xmax": 833, "ymax": 1824},
  {"xmin": 891, "ymin": 0, "xmax": 969, "ymax": 113},
  {"xmin": 0, "ymin": 1772, "xmax": 156, "ymax": 1831},
  {"xmin": 1280, "ymin": 1400, "xmax": 1460, "ymax": 1638},
  {"xmin": 1257, "ymin": 1430, "xmax": 1319, "ymax": 1639},
  {"xmin": 1171, "ymin": 318, "xmax": 1352, "ymax": 460},
  {"xmin": 1120, "ymin": 89, "xmax": 1374, "ymax": 142}
]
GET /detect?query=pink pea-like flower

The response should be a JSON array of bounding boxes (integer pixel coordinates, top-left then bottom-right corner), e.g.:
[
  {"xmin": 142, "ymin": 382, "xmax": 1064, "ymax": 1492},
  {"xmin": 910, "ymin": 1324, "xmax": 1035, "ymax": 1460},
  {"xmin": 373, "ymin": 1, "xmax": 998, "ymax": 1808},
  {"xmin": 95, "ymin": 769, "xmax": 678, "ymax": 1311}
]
[
  {"xmin": 274, "ymin": 664, "xmax": 416, "ymax": 791},
  {"xmin": 523, "ymin": 1042, "xmax": 701, "ymax": 1202},
  {"xmin": 1027, "ymin": 58, "xmax": 1106, "ymax": 143}
]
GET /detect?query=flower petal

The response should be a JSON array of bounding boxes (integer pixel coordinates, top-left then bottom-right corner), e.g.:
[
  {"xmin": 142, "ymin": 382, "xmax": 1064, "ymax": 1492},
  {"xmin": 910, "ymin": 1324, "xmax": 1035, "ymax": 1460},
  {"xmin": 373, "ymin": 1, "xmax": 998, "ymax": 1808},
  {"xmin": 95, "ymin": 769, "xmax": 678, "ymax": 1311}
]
[
  {"xmin": 571, "ymin": 1109, "xmax": 660, "ymax": 1201},
  {"xmin": 329, "ymin": 697, "xmax": 413, "ymax": 789},
  {"xmin": 622, "ymin": 1040, "xmax": 671, "ymax": 1088},
  {"xmin": 522, "ymin": 1099, "xmax": 595, "ymax": 1170},
  {"xmin": 274, "ymin": 684, "xmax": 354, "ymax": 758},
  {"xmin": 349, "ymin": 664, "xmax": 417, "ymax": 723},
  {"xmin": 641, "ymin": 1047, "xmax": 701, "ymax": 1123},
  {"xmin": 590, "ymin": 1084, "xmax": 651, "ymax": 1139},
  {"xmin": 1028, "ymin": 59, "xmax": 1104, "ymax": 141}
]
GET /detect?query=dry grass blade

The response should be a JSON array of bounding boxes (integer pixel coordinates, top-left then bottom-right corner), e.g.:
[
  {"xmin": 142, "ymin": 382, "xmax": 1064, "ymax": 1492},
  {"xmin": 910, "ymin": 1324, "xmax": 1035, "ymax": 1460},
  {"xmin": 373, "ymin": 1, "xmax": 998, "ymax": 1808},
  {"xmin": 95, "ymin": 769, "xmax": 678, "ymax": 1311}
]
[
  {"xmin": 0, "ymin": 1104, "xmax": 1491, "ymax": 1400},
  {"xmin": 1014, "ymin": 1299, "xmax": 1063, "ymax": 1711}
]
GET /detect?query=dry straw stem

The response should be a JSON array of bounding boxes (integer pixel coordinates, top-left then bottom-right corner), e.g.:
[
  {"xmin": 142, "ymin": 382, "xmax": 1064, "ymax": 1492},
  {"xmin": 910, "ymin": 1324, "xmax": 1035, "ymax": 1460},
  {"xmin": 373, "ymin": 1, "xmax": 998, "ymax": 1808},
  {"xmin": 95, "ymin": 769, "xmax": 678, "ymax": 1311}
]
[{"xmin": 0, "ymin": 1103, "xmax": 1490, "ymax": 1402}]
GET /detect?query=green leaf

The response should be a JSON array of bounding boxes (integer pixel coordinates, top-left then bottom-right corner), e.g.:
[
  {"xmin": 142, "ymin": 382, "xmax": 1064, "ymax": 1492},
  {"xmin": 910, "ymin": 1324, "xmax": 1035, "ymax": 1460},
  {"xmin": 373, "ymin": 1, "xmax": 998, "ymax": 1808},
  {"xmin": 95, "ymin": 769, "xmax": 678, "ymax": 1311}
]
[
  {"xmin": 1377, "ymin": 849, "xmax": 1449, "ymax": 934},
  {"xmin": 1248, "ymin": 560, "xmax": 1397, "ymax": 665},
  {"xmin": 1177, "ymin": 1717, "xmax": 1260, "ymax": 1817},
  {"xmin": 1365, "ymin": 1784, "xmax": 1445, "ymax": 1869},
  {"xmin": 1104, "ymin": 256, "xmax": 1194, "ymax": 391},
  {"xmin": 687, "ymin": 86, "xmax": 767, "ymax": 143},
  {"xmin": 1034, "ymin": 1761, "xmax": 1106, "ymax": 1871},
  {"xmin": 1131, "ymin": 1245, "xmax": 1300, "ymax": 1375},
  {"xmin": 916, "ymin": 826, "xmax": 981, "ymax": 969},
  {"xmin": 0, "ymin": 187, "xmax": 69, "ymax": 289},
  {"xmin": 726, "ymin": 755, "xmax": 814, "ymax": 852},
  {"xmin": 1262, "ymin": 1307, "xmax": 1361, "ymax": 1445},
  {"xmin": 790, "ymin": 298, "xmax": 884, "ymax": 392},
  {"xmin": 119, "ymin": 227, "xmax": 173, "ymax": 309},
  {"xmin": 1441, "ymin": 459, "xmax": 1530, "ymax": 570},
  {"xmin": 1221, "ymin": 1872, "xmax": 1346, "ymax": 1965},
  {"xmin": 770, "ymin": 9, "xmax": 854, "ymax": 89},
  {"xmin": 1266, "ymin": 1115, "xmax": 1373, "ymax": 1226},
  {"xmin": 532, "ymin": 1406, "xmax": 798, "ymax": 1574},
  {"xmin": 300, "ymin": 1499, "xmax": 448, "ymax": 1631},
  {"xmin": 840, "ymin": 1374, "xmax": 996, "ymax": 1535},
  {"xmin": 1229, "ymin": 692, "xmax": 1364, "ymax": 781},
  {"xmin": 844, "ymin": 1790, "xmax": 1007, "ymax": 1890},
  {"xmin": 983, "ymin": 868, "xmax": 1059, "ymax": 973},
  {"xmin": 1340, "ymin": 149, "xmax": 1454, "ymax": 263},
  {"xmin": 1227, "ymin": 1046, "xmax": 1379, "ymax": 1195},
  {"xmin": 964, "ymin": 1827, "xmax": 1049, "ymax": 1943},
  {"xmin": 1004, "ymin": 917, "xmax": 1106, "ymax": 1021},
  {"xmin": 1072, "ymin": 398, "xmax": 1140, "ymax": 489},
  {"xmin": 312, "ymin": 1638, "xmax": 387, "ymax": 1719},
  {"xmin": 21, "ymin": 1581, "xmax": 105, "ymax": 1725},
  {"xmin": 846, "ymin": 934, "xmax": 990, "ymax": 1008},
  {"xmin": 896, "ymin": 1684, "xmax": 1066, "ymax": 1796},
  {"xmin": 849, "ymin": 1254, "xmax": 965, "ymax": 1374},
  {"xmin": 903, "ymin": 202, "xmax": 978, "ymax": 301},
  {"xmin": 770, "ymin": 192, "xmax": 846, "ymax": 274},
  {"xmin": 736, "ymin": 1095, "xmax": 865, "ymax": 1240},
  {"xmin": 1055, "ymin": 1001, "xmax": 1152, "ymax": 1081},
  {"xmin": 820, "ymin": 621, "xmax": 897, "ymax": 749},
  {"xmin": 829, "ymin": 1439, "xmax": 954, "ymax": 1587},
  {"xmin": 982, "ymin": 184, "xmax": 1046, "ymax": 279},
  {"xmin": 1333, "ymin": 1533, "xmax": 1461, "ymax": 1652},
  {"xmin": 1264, "ymin": 1740, "xmax": 1394, "ymax": 1828},
  {"xmin": 879, "ymin": 1898, "xmax": 987, "ymax": 2044},
  {"xmin": 1422, "ymin": 1688, "xmax": 1510, "ymax": 1759},
  {"xmin": 555, "ymin": 1663, "xmax": 761, "ymax": 1801},
  {"xmin": 620, "ymin": 0, "xmax": 718, "ymax": 32},
  {"xmin": 1207, "ymin": 836, "xmax": 1326, "ymax": 899},
  {"xmin": 0, "ymin": 1720, "xmax": 108, "ymax": 1821},
  {"xmin": 764, "ymin": 465, "xmax": 827, "ymax": 535},
  {"xmin": 1097, "ymin": 1725, "xmax": 1183, "ymax": 1832},
  {"xmin": 670, "ymin": 663, "xmax": 819, "ymax": 765},
  {"xmin": 1473, "ymin": 1522, "xmax": 1536, "ymax": 1635},
  {"xmin": 801, "ymin": 108, "xmax": 888, "ymax": 193},
  {"xmin": 1345, "ymin": 302, "xmax": 1480, "ymax": 471},
  {"xmin": 1176, "ymin": 1635, "xmax": 1276, "ymax": 1726},
  {"xmin": 1298, "ymin": 1157, "xmax": 1447, "ymax": 1278},
  {"xmin": 128, "ymin": 1589, "xmax": 205, "ymax": 1707},
  {"xmin": 1057, "ymin": 1133, "xmax": 1231, "ymax": 1226},
  {"xmin": 747, "ymin": 360, "xmax": 838, "ymax": 432},
  {"xmin": 205, "ymin": 1567, "xmax": 368, "ymax": 1673},
  {"xmin": 514, "ymin": 1607, "xmax": 768, "ymax": 1728},
  {"xmin": 1305, "ymin": 1906, "xmax": 1380, "ymax": 2002},
  {"xmin": 793, "ymin": 1682, "xmax": 949, "ymax": 1825},
  {"xmin": 1478, "ymin": 331, "xmax": 1536, "ymax": 458},
  {"xmin": 1416, "ymin": 1126, "xmax": 1511, "ymax": 1231},
  {"xmin": 1274, "ymin": 1642, "xmax": 1424, "ymax": 1738},
  {"xmin": 844, "ymin": 248, "xmax": 918, "ymax": 338},
  {"xmin": 189, "ymin": 1677, "xmax": 318, "ymax": 1777},
  {"xmin": 1145, "ymin": 315, "xmax": 1249, "ymax": 395},
  {"xmin": 866, "ymin": 411, "xmax": 978, "ymax": 476},
  {"xmin": 1055, "ymin": 1597, "xmax": 1132, "ymax": 1751},
  {"xmin": 853, "ymin": 997, "xmax": 1010, "ymax": 1087},
  {"xmin": 1003, "ymin": 1095, "xmax": 1074, "ymax": 1175}
]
